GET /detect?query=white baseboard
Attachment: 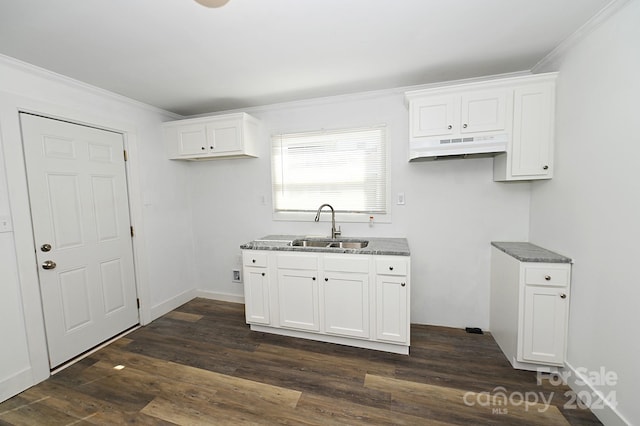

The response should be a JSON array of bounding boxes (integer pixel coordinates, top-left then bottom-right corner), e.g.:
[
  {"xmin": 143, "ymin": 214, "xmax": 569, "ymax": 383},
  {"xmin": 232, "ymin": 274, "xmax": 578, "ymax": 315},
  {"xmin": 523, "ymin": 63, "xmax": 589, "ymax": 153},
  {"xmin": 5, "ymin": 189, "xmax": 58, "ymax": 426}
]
[
  {"xmin": 149, "ymin": 288, "xmax": 197, "ymax": 321},
  {"xmin": 194, "ymin": 289, "xmax": 244, "ymax": 304},
  {"xmin": 564, "ymin": 361, "xmax": 630, "ymax": 426},
  {"xmin": 0, "ymin": 367, "xmax": 35, "ymax": 403}
]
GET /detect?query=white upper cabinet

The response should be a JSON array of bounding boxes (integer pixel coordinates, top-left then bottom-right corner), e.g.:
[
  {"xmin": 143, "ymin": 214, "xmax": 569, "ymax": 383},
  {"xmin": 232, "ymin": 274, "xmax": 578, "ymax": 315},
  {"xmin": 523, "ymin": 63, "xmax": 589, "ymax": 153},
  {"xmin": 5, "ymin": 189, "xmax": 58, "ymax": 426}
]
[
  {"xmin": 410, "ymin": 89, "xmax": 508, "ymax": 139},
  {"xmin": 163, "ymin": 112, "xmax": 260, "ymax": 160},
  {"xmin": 407, "ymin": 73, "xmax": 557, "ymax": 181},
  {"xmin": 494, "ymin": 82, "xmax": 555, "ymax": 180}
]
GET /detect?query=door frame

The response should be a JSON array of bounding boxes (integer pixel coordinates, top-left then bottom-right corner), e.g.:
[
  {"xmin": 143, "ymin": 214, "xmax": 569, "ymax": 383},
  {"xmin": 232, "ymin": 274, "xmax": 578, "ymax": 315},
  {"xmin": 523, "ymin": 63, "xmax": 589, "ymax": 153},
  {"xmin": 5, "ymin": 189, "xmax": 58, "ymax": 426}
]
[{"xmin": 0, "ymin": 92, "xmax": 152, "ymax": 386}]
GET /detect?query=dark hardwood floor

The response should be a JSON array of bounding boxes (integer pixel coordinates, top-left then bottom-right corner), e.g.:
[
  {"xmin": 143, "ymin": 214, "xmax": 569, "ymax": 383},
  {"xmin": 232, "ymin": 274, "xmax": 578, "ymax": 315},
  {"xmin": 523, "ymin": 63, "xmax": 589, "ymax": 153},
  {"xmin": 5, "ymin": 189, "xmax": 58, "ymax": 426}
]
[{"xmin": 0, "ymin": 298, "xmax": 601, "ymax": 425}]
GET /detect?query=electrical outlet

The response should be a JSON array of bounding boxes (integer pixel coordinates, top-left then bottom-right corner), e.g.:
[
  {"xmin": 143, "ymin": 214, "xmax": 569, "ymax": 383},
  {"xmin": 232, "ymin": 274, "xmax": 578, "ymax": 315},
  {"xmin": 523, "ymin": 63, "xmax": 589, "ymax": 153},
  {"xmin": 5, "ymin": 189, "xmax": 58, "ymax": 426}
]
[
  {"xmin": 397, "ymin": 192, "xmax": 405, "ymax": 205},
  {"xmin": 0, "ymin": 216, "xmax": 12, "ymax": 233},
  {"xmin": 232, "ymin": 269, "xmax": 242, "ymax": 283}
]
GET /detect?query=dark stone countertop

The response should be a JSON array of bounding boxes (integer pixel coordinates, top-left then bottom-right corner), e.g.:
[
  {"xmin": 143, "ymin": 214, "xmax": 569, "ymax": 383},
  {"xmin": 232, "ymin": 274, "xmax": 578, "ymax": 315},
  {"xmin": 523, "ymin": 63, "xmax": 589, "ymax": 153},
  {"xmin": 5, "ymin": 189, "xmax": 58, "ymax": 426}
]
[
  {"xmin": 241, "ymin": 235, "xmax": 410, "ymax": 256},
  {"xmin": 491, "ymin": 241, "xmax": 571, "ymax": 263}
]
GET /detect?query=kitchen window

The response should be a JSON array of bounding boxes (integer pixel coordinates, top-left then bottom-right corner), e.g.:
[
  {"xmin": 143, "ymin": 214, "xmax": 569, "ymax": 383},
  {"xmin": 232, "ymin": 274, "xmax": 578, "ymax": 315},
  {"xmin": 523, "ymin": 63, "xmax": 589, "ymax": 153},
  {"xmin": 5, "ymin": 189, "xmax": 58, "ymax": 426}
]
[{"xmin": 271, "ymin": 125, "xmax": 389, "ymax": 222}]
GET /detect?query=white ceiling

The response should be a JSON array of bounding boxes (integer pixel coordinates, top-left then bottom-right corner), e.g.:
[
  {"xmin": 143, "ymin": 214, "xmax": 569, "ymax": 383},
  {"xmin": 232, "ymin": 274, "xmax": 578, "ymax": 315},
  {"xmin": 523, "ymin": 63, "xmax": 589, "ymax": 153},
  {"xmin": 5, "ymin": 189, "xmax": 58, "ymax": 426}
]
[{"xmin": 0, "ymin": 0, "xmax": 611, "ymax": 116}]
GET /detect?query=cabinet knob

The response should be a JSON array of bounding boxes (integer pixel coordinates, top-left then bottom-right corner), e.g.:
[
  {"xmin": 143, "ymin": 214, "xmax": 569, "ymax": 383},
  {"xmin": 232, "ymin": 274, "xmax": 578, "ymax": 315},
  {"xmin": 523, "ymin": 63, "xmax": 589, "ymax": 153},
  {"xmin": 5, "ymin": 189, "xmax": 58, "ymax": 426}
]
[
  {"xmin": 325, "ymin": 278, "xmax": 328, "ymax": 282},
  {"xmin": 209, "ymin": 146, "xmax": 214, "ymax": 150},
  {"xmin": 252, "ymin": 259, "xmax": 256, "ymax": 263},
  {"xmin": 463, "ymin": 123, "xmax": 468, "ymax": 129},
  {"xmin": 447, "ymin": 125, "xmax": 452, "ymax": 130},
  {"xmin": 560, "ymin": 293, "xmax": 566, "ymax": 299},
  {"xmin": 401, "ymin": 282, "xmax": 406, "ymax": 287},
  {"xmin": 201, "ymin": 146, "xmax": 206, "ymax": 150},
  {"xmin": 41, "ymin": 243, "xmax": 52, "ymax": 252},
  {"xmin": 312, "ymin": 277, "xmax": 316, "ymax": 281},
  {"xmin": 389, "ymin": 266, "xmax": 394, "ymax": 271},
  {"xmin": 544, "ymin": 275, "xmax": 551, "ymax": 281},
  {"xmin": 543, "ymin": 165, "xmax": 549, "ymax": 170},
  {"xmin": 261, "ymin": 272, "xmax": 265, "ymax": 277}
]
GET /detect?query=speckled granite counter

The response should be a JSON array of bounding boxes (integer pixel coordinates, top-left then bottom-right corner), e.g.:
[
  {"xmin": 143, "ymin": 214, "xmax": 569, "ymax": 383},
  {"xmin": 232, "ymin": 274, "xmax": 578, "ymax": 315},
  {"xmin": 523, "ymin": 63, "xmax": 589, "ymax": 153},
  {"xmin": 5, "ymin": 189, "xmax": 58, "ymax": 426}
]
[
  {"xmin": 491, "ymin": 242, "xmax": 571, "ymax": 263},
  {"xmin": 241, "ymin": 235, "xmax": 410, "ymax": 256}
]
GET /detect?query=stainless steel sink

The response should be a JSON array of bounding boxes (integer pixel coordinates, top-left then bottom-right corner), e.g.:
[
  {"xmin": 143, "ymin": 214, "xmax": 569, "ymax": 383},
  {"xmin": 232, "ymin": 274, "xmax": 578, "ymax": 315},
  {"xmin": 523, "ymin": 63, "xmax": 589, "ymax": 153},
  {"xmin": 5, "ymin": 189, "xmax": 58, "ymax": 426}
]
[{"xmin": 291, "ymin": 239, "xmax": 369, "ymax": 249}]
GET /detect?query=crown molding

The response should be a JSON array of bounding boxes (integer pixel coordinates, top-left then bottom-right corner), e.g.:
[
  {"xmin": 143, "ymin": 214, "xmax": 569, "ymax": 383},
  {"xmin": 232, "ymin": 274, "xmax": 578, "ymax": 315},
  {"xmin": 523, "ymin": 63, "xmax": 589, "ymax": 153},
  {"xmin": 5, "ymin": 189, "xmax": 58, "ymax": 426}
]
[
  {"xmin": 0, "ymin": 54, "xmax": 182, "ymax": 120},
  {"xmin": 532, "ymin": 0, "xmax": 632, "ymax": 73}
]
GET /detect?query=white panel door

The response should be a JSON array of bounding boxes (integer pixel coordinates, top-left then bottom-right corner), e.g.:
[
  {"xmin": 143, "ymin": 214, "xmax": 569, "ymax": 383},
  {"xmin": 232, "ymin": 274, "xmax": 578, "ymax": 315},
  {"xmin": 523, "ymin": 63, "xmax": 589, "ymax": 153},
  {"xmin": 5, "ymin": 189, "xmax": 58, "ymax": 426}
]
[
  {"xmin": 321, "ymin": 272, "xmax": 369, "ymax": 338},
  {"xmin": 277, "ymin": 269, "xmax": 319, "ymax": 331},
  {"xmin": 511, "ymin": 84, "xmax": 554, "ymax": 177},
  {"xmin": 21, "ymin": 113, "xmax": 138, "ymax": 368},
  {"xmin": 375, "ymin": 275, "xmax": 408, "ymax": 343},
  {"xmin": 460, "ymin": 89, "xmax": 508, "ymax": 134},
  {"xmin": 410, "ymin": 96, "xmax": 455, "ymax": 138},
  {"xmin": 206, "ymin": 119, "xmax": 240, "ymax": 153},
  {"xmin": 243, "ymin": 267, "xmax": 270, "ymax": 325},
  {"xmin": 177, "ymin": 123, "xmax": 208, "ymax": 156},
  {"xmin": 522, "ymin": 286, "xmax": 568, "ymax": 364}
]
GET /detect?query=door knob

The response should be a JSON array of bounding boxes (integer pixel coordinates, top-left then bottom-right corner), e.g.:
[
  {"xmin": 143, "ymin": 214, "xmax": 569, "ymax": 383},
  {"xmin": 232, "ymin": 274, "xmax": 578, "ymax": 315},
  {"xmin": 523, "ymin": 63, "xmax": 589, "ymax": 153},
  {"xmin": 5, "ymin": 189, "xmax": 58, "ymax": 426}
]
[
  {"xmin": 42, "ymin": 260, "xmax": 57, "ymax": 270},
  {"xmin": 41, "ymin": 243, "xmax": 52, "ymax": 252}
]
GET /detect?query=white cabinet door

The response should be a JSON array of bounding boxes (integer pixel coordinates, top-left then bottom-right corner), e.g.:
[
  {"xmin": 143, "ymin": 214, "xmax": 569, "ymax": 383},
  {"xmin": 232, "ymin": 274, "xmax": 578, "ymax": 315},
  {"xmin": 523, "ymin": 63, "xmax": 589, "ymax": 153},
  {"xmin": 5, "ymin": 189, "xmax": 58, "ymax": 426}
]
[
  {"xmin": 277, "ymin": 269, "xmax": 319, "ymax": 331},
  {"xmin": 243, "ymin": 267, "xmax": 270, "ymax": 325},
  {"xmin": 321, "ymin": 272, "xmax": 369, "ymax": 339},
  {"xmin": 410, "ymin": 95, "xmax": 455, "ymax": 138},
  {"xmin": 175, "ymin": 123, "xmax": 208, "ymax": 156},
  {"xmin": 522, "ymin": 285, "xmax": 568, "ymax": 364},
  {"xmin": 460, "ymin": 89, "xmax": 508, "ymax": 134},
  {"xmin": 510, "ymin": 84, "xmax": 554, "ymax": 178},
  {"xmin": 206, "ymin": 119, "xmax": 241, "ymax": 154},
  {"xmin": 375, "ymin": 275, "xmax": 408, "ymax": 343}
]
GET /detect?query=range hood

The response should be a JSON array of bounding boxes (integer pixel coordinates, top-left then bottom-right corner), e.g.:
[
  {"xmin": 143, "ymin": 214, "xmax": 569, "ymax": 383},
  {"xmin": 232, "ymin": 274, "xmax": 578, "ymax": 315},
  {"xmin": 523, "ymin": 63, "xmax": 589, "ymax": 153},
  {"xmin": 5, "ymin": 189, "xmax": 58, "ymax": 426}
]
[{"xmin": 409, "ymin": 133, "xmax": 507, "ymax": 161}]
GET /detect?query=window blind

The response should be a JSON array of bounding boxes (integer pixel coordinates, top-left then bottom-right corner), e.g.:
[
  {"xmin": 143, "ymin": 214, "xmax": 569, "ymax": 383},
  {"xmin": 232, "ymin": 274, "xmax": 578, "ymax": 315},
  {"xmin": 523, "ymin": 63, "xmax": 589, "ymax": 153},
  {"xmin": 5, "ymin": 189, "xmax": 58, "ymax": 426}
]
[{"xmin": 272, "ymin": 126, "xmax": 387, "ymax": 214}]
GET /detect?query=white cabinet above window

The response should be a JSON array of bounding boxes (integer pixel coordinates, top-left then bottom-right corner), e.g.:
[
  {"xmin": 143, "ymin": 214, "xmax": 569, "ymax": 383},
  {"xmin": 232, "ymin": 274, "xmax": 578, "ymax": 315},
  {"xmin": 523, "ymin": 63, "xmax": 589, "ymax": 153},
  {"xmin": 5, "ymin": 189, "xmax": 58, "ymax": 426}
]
[{"xmin": 163, "ymin": 112, "xmax": 260, "ymax": 160}]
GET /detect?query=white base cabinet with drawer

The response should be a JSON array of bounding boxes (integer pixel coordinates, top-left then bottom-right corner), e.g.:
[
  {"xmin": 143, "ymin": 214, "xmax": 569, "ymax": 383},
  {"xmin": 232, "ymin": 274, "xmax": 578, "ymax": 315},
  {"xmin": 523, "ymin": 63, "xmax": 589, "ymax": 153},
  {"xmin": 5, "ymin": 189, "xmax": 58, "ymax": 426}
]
[
  {"xmin": 490, "ymin": 246, "xmax": 571, "ymax": 371},
  {"xmin": 242, "ymin": 252, "xmax": 270, "ymax": 325},
  {"xmin": 242, "ymin": 250, "xmax": 410, "ymax": 354}
]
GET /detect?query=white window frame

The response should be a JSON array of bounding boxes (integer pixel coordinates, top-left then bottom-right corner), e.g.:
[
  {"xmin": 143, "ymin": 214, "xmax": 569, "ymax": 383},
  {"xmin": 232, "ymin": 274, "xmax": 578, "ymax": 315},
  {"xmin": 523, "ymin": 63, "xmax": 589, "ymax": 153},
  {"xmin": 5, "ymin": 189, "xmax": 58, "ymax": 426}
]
[{"xmin": 271, "ymin": 124, "xmax": 391, "ymax": 223}]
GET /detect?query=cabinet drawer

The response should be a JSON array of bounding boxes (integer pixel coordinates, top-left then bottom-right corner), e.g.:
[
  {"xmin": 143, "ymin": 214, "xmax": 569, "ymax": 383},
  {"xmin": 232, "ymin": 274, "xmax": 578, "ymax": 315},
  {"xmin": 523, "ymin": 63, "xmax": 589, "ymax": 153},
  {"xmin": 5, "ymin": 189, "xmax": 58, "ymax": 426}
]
[
  {"xmin": 375, "ymin": 258, "xmax": 408, "ymax": 276},
  {"xmin": 243, "ymin": 252, "xmax": 268, "ymax": 268},
  {"xmin": 524, "ymin": 266, "xmax": 569, "ymax": 286},
  {"xmin": 324, "ymin": 256, "xmax": 369, "ymax": 273},
  {"xmin": 277, "ymin": 254, "xmax": 318, "ymax": 270}
]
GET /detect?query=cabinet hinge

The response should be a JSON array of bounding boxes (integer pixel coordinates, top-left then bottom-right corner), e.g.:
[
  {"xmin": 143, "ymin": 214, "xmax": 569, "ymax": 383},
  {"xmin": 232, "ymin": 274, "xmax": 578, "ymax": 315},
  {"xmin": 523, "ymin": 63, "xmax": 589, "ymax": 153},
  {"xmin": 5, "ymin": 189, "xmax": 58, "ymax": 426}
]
[
  {"xmin": 130, "ymin": 226, "xmax": 134, "ymax": 237},
  {"xmin": 136, "ymin": 298, "xmax": 140, "ymax": 309},
  {"xmin": 124, "ymin": 149, "xmax": 128, "ymax": 161}
]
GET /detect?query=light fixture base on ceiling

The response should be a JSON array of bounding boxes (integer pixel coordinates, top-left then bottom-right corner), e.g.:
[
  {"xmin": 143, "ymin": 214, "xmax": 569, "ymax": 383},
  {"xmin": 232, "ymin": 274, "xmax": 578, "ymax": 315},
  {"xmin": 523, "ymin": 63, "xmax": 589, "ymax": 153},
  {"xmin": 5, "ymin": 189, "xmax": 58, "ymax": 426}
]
[{"xmin": 194, "ymin": 0, "xmax": 230, "ymax": 8}]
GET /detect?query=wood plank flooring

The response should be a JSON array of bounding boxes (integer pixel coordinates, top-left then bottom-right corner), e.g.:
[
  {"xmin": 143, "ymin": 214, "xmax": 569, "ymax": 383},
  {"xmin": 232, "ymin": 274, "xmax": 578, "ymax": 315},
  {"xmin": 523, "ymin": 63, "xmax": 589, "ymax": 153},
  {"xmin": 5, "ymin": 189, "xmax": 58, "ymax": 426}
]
[{"xmin": 0, "ymin": 298, "xmax": 602, "ymax": 425}]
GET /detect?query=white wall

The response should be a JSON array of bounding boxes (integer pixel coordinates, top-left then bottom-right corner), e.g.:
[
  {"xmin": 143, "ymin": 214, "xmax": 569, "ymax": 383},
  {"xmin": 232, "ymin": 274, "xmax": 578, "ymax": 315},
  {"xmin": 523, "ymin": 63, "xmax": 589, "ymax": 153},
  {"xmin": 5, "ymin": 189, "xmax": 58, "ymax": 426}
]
[
  {"xmin": 188, "ymin": 91, "xmax": 532, "ymax": 328},
  {"xmin": 530, "ymin": 1, "xmax": 640, "ymax": 425},
  {"xmin": 0, "ymin": 57, "xmax": 198, "ymax": 401}
]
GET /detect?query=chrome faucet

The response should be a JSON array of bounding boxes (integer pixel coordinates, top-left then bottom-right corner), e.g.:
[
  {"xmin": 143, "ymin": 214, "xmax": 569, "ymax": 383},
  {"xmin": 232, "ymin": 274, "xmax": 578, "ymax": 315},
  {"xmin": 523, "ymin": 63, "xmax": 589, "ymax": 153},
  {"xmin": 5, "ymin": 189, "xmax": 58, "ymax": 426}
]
[{"xmin": 315, "ymin": 203, "xmax": 341, "ymax": 239}]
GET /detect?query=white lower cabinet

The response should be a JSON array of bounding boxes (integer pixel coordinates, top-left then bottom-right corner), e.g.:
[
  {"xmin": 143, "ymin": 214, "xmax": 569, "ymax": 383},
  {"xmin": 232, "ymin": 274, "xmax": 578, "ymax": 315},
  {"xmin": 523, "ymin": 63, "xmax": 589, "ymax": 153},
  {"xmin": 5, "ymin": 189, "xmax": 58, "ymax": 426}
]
[
  {"xmin": 490, "ymin": 246, "xmax": 571, "ymax": 370},
  {"xmin": 242, "ymin": 250, "xmax": 410, "ymax": 354},
  {"xmin": 375, "ymin": 257, "xmax": 409, "ymax": 343},
  {"xmin": 322, "ymin": 255, "xmax": 370, "ymax": 339},
  {"xmin": 242, "ymin": 252, "xmax": 270, "ymax": 325}
]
